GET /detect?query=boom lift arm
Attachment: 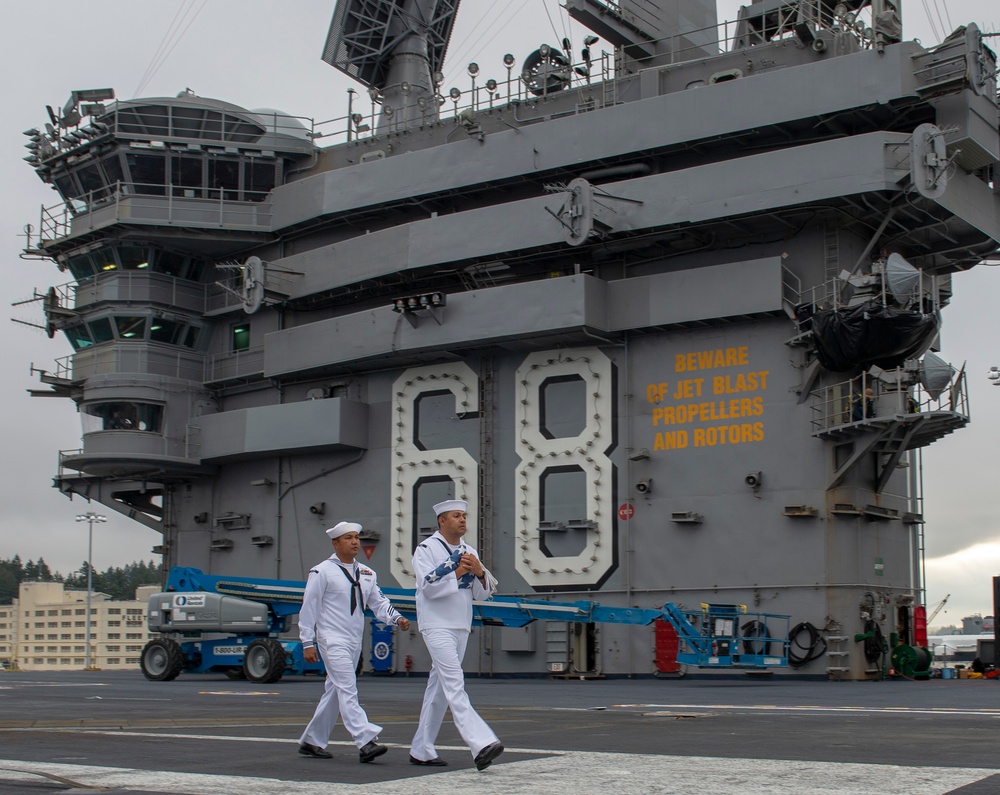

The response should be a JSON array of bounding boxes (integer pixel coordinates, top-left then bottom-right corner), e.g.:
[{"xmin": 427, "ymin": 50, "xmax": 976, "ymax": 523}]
[{"xmin": 141, "ymin": 567, "xmax": 790, "ymax": 681}]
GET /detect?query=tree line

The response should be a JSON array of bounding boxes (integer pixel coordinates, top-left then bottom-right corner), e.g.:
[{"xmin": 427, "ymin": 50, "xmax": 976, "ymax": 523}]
[{"xmin": 0, "ymin": 556, "xmax": 161, "ymax": 604}]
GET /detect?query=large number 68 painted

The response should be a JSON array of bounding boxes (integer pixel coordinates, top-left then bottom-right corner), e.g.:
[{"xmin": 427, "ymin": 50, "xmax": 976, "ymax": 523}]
[
  {"xmin": 390, "ymin": 363, "xmax": 479, "ymax": 586},
  {"xmin": 514, "ymin": 348, "xmax": 616, "ymax": 589},
  {"xmin": 390, "ymin": 348, "xmax": 616, "ymax": 590}
]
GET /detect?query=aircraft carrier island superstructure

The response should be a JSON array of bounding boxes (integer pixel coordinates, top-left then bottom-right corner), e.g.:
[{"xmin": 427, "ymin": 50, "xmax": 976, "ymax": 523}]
[{"xmin": 20, "ymin": 0, "xmax": 1000, "ymax": 680}]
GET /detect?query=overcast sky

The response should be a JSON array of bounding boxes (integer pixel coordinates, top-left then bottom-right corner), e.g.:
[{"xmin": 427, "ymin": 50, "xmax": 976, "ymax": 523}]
[{"xmin": 1, "ymin": 1, "xmax": 997, "ymax": 628}]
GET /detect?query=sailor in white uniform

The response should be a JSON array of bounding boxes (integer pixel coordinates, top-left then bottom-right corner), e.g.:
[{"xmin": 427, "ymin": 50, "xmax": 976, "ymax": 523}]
[
  {"xmin": 409, "ymin": 499, "xmax": 505, "ymax": 771},
  {"xmin": 298, "ymin": 521, "xmax": 410, "ymax": 762}
]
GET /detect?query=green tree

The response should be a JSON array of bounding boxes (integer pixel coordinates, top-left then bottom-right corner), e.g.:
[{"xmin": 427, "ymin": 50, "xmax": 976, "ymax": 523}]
[
  {"xmin": 1, "ymin": 557, "xmax": 161, "ymax": 603},
  {"xmin": 36, "ymin": 558, "xmax": 53, "ymax": 581},
  {"xmin": 0, "ymin": 567, "xmax": 17, "ymax": 604},
  {"xmin": 0, "ymin": 557, "xmax": 26, "ymax": 604}
]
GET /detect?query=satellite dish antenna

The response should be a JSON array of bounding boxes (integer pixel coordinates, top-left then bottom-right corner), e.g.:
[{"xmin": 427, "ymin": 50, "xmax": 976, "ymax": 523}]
[
  {"xmin": 884, "ymin": 253, "xmax": 921, "ymax": 306},
  {"xmin": 242, "ymin": 256, "xmax": 265, "ymax": 314},
  {"xmin": 917, "ymin": 351, "xmax": 953, "ymax": 400}
]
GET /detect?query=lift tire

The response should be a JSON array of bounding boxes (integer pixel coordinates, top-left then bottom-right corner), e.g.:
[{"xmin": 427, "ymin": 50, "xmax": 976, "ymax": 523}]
[
  {"xmin": 140, "ymin": 638, "xmax": 185, "ymax": 681},
  {"xmin": 224, "ymin": 668, "xmax": 247, "ymax": 680},
  {"xmin": 243, "ymin": 638, "xmax": 286, "ymax": 683}
]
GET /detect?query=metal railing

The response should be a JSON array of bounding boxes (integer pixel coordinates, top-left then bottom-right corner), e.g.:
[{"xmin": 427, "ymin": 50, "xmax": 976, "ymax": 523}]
[
  {"xmin": 809, "ymin": 367, "xmax": 969, "ymax": 433},
  {"xmin": 42, "ymin": 105, "xmax": 316, "ymax": 162},
  {"xmin": 72, "ymin": 270, "xmax": 209, "ymax": 312},
  {"xmin": 203, "ymin": 346, "xmax": 266, "ymax": 384},
  {"xmin": 61, "ymin": 344, "xmax": 205, "ymax": 383},
  {"xmin": 311, "ymin": 9, "xmax": 770, "ymax": 145},
  {"xmin": 38, "ymin": 182, "xmax": 273, "ymax": 243}
]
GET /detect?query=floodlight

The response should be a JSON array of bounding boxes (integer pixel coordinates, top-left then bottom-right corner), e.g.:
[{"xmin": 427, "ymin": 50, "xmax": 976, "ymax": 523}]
[{"xmin": 917, "ymin": 352, "xmax": 953, "ymax": 400}]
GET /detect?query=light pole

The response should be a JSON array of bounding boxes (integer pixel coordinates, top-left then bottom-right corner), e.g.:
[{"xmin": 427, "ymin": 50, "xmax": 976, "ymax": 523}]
[{"xmin": 76, "ymin": 511, "xmax": 106, "ymax": 670}]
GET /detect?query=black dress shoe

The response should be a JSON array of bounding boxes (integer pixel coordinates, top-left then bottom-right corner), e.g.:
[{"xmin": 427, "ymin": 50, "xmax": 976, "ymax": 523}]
[
  {"xmin": 298, "ymin": 743, "xmax": 332, "ymax": 758},
  {"xmin": 409, "ymin": 755, "xmax": 448, "ymax": 766},
  {"xmin": 359, "ymin": 740, "xmax": 388, "ymax": 763},
  {"xmin": 474, "ymin": 741, "xmax": 504, "ymax": 771}
]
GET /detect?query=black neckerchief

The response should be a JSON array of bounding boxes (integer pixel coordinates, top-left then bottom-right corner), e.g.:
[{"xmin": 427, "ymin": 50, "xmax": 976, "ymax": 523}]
[
  {"xmin": 337, "ymin": 562, "xmax": 364, "ymax": 614},
  {"xmin": 435, "ymin": 537, "xmax": 462, "ymax": 555}
]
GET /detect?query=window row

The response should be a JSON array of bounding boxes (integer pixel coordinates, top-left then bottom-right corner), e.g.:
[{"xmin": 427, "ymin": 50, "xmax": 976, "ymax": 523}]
[
  {"xmin": 64, "ymin": 314, "xmax": 203, "ymax": 351},
  {"xmin": 53, "ymin": 150, "xmax": 279, "ymax": 213},
  {"xmin": 82, "ymin": 402, "xmax": 164, "ymax": 434},
  {"xmin": 65, "ymin": 244, "xmax": 206, "ymax": 282}
]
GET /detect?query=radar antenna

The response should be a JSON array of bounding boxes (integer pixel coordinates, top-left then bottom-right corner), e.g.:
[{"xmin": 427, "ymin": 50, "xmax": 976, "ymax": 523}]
[{"xmin": 322, "ymin": 0, "xmax": 461, "ymax": 130}]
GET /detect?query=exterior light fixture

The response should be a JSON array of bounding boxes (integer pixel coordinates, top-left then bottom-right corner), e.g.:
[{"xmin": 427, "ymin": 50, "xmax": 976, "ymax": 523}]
[
  {"xmin": 390, "ymin": 293, "xmax": 448, "ymax": 326},
  {"xmin": 75, "ymin": 511, "xmax": 107, "ymax": 671}
]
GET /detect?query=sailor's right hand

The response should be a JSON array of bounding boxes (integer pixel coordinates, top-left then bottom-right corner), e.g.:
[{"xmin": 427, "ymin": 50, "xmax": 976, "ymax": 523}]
[
  {"xmin": 455, "ymin": 555, "xmax": 477, "ymax": 577},
  {"xmin": 303, "ymin": 646, "xmax": 319, "ymax": 664},
  {"xmin": 458, "ymin": 553, "xmax": 484, "ymax": 577}
]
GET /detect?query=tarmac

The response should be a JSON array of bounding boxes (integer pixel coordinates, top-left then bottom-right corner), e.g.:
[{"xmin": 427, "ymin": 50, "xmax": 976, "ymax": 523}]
[{"xmin": 0, "ymin": 668, "xmax": 998, "ymax": 794}]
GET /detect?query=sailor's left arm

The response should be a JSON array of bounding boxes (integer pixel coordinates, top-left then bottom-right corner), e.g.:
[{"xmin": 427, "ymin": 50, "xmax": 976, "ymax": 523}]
[{"xmin": 365, "ymin": 573, "xmax": 410, "ymax": 631}]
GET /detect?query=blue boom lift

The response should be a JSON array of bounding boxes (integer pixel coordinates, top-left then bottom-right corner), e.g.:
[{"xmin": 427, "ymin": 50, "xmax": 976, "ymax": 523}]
[{"xmin": 140, "ymin": 566, "xmax": 790, "ymax": 682}]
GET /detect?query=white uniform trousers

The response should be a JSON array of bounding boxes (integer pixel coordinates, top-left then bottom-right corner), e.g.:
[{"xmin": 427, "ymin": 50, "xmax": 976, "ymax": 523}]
[
  {"xmin": 410, "ymin": 627, "xmax": 499, "ymax": 760},
  {"xmin": 299, "ymin": 636, "xmax": 381, "ymax": 749}
]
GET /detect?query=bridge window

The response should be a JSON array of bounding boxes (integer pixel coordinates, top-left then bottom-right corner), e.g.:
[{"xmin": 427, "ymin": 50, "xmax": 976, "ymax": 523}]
[
  {"xmin": 92, "ymin": 248, "xmax": 117, "ymax": 272},
  {"xmin": 64, "ymin": 325, "xmax": 95, "ymax": 350},
  {"xmin": 156, "ymin": 249, "xmax": 200, "ymax": 279},
  {"xmin": 62, "ymin": 317, "xmax": 113, "ymax": 350},
  {"xmin": 244, "ymin": 159, "xmax": 276, "ymax": 201},
  {"xmin": 65, "ymin": 245, "xmax": 205, "ymax": 282},
  {"xmin": 118, "ymin": 246, "xmax": 150, "ymax": 270},
  {"xmin": 209, "ymin": 158, "xmax": 240, "ymax": 200},
  {"xmin": 102, "ymin": 153, "xmax": 125, "ymax": 186},
  {"xmin": 89, "ymin": 317, "xmax": 114, "ymax": 343},
  {"xmin": 76, "ymin": 163, "xmax": 110, "ymax": 202},
  {"xmin": 182, "ymin": 325, "xmax": 201, "ymax": 349},
  {"xmin": 63, "ymin": 313, "xmax": 202, "ymax": 351},
  {"xmin": 149, "ymin": 317, "xmax": 182, "ymax": 344},
  {"xmin": 66, "ymin": 253, "xmax": 95, "ymax": 280},
  {"xmin": 115, "ymin": 316, "xmax": 146, "ymax": 339},
  {"xmin": 125, "ymin": 152, "xmax": 166, "ymax": 195},
  {"xmin": 53, "ymin": 174, "xmax": 79, "ymax": 201},
  {"xmin": 53, "ymin": 145, "xmax": 277, "ymax": 208},
  {"xmin": 82, "ymin": 402, "xmax": 163, "ymax": 433},
  {"xmin": 171, "ymin": 155, "xmax": 204, "ymax": 198}
]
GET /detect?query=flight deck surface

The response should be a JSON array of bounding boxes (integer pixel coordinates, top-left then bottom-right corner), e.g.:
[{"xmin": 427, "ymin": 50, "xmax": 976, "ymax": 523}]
[{"xmin": 0, "ymin": 670, "xmax": 997, "ymax": 794}]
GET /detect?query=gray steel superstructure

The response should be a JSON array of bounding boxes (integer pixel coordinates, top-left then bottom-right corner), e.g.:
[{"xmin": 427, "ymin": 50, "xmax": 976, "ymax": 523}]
[{"xmin": 20, "ymin": 0, "xmax": 1000, "ymax": 679}]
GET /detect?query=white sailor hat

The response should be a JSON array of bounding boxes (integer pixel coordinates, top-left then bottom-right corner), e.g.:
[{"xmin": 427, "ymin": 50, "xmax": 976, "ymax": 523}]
[
  {"xmin": 433, "ymin": 499, "xmax": 467, "ymax": 517},
  {"xmin": 326, "ymin": 521, "xmax": 362, "ymax": 539}
]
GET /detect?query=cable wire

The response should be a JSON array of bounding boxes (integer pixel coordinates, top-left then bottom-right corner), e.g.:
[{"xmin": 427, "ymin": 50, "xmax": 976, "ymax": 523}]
[
  {"xmin": 861, "ymin": 618, "xmax": 887, "ymax": 664},
  {"xmin": 787, "ymin": 622, "xmax": 827, "ymax": 668},
  {"xmin": 133, "ymin": 0, "xmax": 209, "ymax": 98}
]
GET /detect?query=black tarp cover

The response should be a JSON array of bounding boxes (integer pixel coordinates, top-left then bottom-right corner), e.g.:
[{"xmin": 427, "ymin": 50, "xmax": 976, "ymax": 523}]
[{"xmin": 812, "ymin": 299, "xmax": 941, "ymax": 373}]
